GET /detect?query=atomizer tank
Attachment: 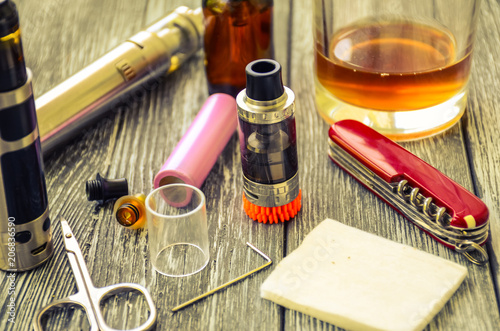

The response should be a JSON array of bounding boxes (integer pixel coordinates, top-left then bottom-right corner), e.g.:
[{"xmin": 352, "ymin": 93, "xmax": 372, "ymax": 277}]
[{"xmin": 237, "ymin": 59, "xmax": 301, "ymax": 224}]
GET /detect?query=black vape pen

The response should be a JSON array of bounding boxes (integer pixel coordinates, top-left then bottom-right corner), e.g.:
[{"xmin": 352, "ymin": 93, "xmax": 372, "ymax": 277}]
[{"xmin": 0, "ymin": 0, "xmax": 53, "ymax": 271}]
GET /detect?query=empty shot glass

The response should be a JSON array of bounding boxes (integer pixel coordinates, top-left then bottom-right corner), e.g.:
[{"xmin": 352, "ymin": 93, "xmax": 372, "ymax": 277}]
[{"xmin": 146, "ymin": 184, "xmax": 209, "ymax": 277}]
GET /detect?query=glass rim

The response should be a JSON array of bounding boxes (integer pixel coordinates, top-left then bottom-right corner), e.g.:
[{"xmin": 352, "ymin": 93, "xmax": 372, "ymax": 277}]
[{"xmin": 145, "ymin": 183, "xmax": 206, "ymax": 219}]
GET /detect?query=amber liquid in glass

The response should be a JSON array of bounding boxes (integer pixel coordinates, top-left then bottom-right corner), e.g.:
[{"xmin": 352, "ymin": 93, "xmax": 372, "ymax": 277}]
[
  {"xmin": 316, "ymin": 20, "xmax": 471, "ymax": 112},
  {"xmin": 203, "ymin": 0, "xmax": 273, "ymax": 97}
]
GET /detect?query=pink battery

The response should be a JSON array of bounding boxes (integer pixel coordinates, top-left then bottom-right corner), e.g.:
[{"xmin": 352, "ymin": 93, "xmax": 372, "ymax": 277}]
[{"xmin": 154, "ymin": 93, "xmax": 237, "ymax": 190}]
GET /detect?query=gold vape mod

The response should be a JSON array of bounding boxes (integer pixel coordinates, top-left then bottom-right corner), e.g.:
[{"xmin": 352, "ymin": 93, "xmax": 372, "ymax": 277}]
[{"xmin": 36, "ymin": 6, "xmax": 204, "ymax": 154}]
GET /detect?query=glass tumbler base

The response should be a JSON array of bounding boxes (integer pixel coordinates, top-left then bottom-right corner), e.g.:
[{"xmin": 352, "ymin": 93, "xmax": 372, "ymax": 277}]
[{"xmin": 314, "ymin": 78, "xmax": 467, "ymax": 141}]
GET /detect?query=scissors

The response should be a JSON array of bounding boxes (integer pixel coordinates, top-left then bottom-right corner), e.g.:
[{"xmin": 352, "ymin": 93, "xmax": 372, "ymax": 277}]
[{"xmin": 33, "ymin": 218, "xmax": 157, "ymax": 331}]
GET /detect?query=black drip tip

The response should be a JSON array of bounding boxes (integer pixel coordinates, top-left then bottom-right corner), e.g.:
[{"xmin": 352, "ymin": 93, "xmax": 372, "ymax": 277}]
[
  {"xmin": 0, "ymin": 0, "xmax": 18, "ymax": 37},
  {"xmin": 86, "ymin": 173, "xmax": 128, "ymax": 204},
  {"xmin": 245, "ymin": 59, "xmax": 284, "ymax": 101}
]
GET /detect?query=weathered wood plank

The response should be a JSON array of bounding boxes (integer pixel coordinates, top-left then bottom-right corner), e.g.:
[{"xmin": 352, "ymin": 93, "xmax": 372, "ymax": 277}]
[
  {"xmin": 0, "ymin": 0, "xmax": 291, "ymax": 330},
  {"xmin": 284, "ymin": 0, "xmax": 500, "ymax": 330},
  {"xmin": 2, "ymin": 0, "xmax": 499, "ymax": 330},
  {"xmin": 0, "ymin": 0, "xmax": 149, "ymax": 330},
  {"xmin": 143, "ymin": 1, "xmax": 287, "ymax": 330},
  {"xmin": 465, "ymin": 0, "xmax": 500, "ymax": 303}
]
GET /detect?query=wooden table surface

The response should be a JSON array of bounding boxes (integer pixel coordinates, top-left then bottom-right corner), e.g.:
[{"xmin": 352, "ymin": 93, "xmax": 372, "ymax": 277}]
[{"xmin": 1, "ymin": 0, "xmax": 500, "ymax": 330}]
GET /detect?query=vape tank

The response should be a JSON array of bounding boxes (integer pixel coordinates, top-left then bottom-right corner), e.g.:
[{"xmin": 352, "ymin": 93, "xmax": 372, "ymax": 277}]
[
  {"xmin": 237, "ymin": 59, "xmax": 301, "ymax": 224},
  {"xmin": 0, "ymin": 0, "xmax": 53, "ymax": 271}
]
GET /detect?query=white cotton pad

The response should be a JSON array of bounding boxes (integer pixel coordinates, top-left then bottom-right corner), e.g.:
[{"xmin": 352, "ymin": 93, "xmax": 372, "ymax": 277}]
[{"xmin": 261, "ymin": 219, "xmax": 467, "ymax": 331}]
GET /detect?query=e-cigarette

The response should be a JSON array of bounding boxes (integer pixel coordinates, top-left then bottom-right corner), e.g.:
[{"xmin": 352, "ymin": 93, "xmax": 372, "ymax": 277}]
[
  {"xmin": 237, "ymin": 59, "xmax": 301, "ymax": 224},
  {"xmin": 35, "ymin": 6, "xmax": 204, "ymax": 155},
  {"xmin": 0, "ymin": 0, "xmax": 53, "ymax": 271}
]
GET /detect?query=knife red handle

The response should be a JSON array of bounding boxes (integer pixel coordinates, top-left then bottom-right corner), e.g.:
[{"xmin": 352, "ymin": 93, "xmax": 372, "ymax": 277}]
[{"xmin": 328, "ymin": 120, "xmax": 488, "ymax": 229}]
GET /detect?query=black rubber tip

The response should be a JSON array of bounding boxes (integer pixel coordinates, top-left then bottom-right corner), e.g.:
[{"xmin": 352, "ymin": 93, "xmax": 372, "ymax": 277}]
[
  {"xmin": 0, "ymin": 1, "xmax": 18, "ymax": 37},
  {"xmin": 85, "ymin": 173, "xmax": 128, "ymax": 204},
  {"xmin": 245, "ymin": 59, "xmax": 284, "ymax": 101}
]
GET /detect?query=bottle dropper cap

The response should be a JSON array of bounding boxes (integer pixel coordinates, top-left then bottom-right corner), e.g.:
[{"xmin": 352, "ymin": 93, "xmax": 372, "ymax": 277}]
[{"xmin": 245, "ymin": 59, "xmax": 284, "ymax": 101}]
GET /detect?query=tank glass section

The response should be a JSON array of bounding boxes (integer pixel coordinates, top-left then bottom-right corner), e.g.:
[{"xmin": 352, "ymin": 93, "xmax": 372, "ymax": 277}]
[{"xmin": 238, "ymin": 115, "xmax": 298, "ymax": 184}]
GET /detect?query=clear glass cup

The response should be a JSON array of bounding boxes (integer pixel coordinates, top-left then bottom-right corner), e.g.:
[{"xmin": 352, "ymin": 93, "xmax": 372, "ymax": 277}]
[
  {"xmin": 146, "ymin": 184, "xmax": 209, "ymax": 277},
  {"xmin": 313, "ymin": 0, "xmax": 481, "ymax": 140}
]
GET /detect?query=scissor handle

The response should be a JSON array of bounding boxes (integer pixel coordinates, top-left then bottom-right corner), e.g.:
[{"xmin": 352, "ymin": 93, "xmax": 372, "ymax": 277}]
[
  {"xmin": 32, "ymin": 295, "xmax": 99, "ymax": 331},
  {"xmin": 92, "ymin": 283, "xmax": 157, "ymax": 331}
]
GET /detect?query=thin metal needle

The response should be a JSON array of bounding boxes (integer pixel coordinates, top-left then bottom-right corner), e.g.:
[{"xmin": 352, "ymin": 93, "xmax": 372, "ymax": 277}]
[{"xmin": 171, "ymin": 242, "xmax": 272, "ymax": 312}]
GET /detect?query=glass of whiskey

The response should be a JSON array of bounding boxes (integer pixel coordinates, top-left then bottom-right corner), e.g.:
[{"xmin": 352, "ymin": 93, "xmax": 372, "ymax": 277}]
[{"xmin": 313, "ymin": 0, "xmax": 481, "ymax": 140}]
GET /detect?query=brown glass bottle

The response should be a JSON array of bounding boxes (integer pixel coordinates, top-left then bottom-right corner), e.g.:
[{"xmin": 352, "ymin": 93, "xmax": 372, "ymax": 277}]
[{"xmin": 202, "ymin": 0, "xmax": 274, "ymax": 97}]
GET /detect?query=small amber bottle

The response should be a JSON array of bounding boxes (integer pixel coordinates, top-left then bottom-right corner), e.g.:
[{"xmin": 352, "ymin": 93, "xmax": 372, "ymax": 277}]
[
  {"xmin": 113, "ymin": 194, "xmax": 147, "ymax": 229},
  {"xmin": 202, "ymin": 0, "xmax": 274, "ymax": 97}
]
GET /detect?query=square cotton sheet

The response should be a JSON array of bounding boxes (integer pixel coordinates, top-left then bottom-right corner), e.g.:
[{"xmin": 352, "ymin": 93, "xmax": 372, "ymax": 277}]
[{"xmin": 261, "ymin": 219, "xmax": 467, "ymax": 331}]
